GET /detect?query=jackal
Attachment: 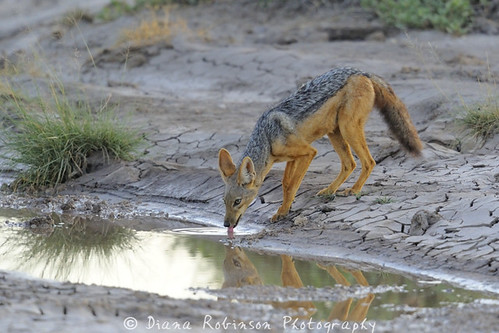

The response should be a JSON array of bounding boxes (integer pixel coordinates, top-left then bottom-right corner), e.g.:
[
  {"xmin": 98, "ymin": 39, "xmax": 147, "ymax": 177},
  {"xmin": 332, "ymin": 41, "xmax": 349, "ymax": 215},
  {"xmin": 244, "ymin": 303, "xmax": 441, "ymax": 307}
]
[{"xmin": 219, "ymin": 67, "xmax": 422, "ymax": 231}]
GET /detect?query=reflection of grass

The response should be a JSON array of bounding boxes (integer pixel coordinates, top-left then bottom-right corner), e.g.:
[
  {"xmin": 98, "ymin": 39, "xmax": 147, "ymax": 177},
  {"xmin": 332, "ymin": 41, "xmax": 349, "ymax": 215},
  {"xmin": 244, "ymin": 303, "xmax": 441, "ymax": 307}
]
[
  {"xmin": 1, "ymin": 79, "xmax": 142, "ymax": 191},
  {"xmin": 3, "ymin": 214, "xmax": 138, "ymax": 279}
]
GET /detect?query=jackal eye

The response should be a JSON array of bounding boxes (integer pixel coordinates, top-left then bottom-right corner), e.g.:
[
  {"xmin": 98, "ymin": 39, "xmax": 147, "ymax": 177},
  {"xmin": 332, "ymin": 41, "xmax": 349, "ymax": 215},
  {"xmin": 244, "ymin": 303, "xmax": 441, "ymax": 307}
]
[{"xmin": 233, "ymin": 198, "xmax": 241, "ymax": 207}]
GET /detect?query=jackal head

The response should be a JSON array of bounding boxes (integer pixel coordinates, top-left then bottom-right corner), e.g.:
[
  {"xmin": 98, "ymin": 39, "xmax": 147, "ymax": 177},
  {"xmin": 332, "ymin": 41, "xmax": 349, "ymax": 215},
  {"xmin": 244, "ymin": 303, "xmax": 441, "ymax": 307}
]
[
  {"xmin": 222, "ymin": 245, "xmax": 262, "ymax": 288},
  {"xmin": 218, "ymin": 148, "xmax": 259, "ymax": 229}
]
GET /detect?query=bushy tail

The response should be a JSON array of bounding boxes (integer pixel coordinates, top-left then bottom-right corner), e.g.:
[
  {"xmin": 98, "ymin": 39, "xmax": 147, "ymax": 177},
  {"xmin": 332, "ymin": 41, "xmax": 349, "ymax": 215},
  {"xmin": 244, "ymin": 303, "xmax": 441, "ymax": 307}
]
[{"xmin": 370, "ymin": 75, "xmax": 423, "ymax": 156}]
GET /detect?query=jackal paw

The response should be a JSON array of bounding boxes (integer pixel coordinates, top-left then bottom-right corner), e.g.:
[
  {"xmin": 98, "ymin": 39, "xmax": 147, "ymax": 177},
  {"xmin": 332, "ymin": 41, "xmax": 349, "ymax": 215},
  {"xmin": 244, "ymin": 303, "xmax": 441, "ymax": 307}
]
[
  {"xmin": 271, "ymin": 202, "xmax": 292, "ymax": 222},
  {"xmin": 271, "ymin": 210, "xmax": 288, "ymax": 222},
  {"xmin": 270, "ymin": 214, "xmax": 281, "ymax": 222},
  {"xmin": 337, "ymin": 188, "xmax": 358, "ymax": 196},
  {"xmin": 316, "ymin": 187, "xmax": 335, "ymax": 196}
]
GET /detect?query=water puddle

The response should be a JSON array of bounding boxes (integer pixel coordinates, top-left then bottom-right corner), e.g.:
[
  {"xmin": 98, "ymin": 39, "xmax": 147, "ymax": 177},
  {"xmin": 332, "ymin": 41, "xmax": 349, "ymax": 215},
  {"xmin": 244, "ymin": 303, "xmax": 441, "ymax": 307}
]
[{"xmin": 0, "ymin": 208, "xmax": 495, "ymax": 321}]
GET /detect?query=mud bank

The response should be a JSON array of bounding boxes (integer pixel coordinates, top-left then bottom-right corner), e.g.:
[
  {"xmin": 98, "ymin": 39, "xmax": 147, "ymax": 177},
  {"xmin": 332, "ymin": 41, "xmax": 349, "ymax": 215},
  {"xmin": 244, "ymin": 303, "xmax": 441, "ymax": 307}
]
[
  {"xmin": 1, "ymin": 0, "xmax": 499, "ymax": 332},
  {"xmin": 1, "ymin": 268, "xmax": 498, "ymax": 333}
]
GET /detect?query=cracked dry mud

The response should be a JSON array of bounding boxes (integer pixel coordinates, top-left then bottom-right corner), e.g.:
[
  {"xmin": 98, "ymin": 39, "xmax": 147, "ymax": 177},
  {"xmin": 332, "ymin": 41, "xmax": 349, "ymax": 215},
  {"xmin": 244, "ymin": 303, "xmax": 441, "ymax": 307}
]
[{"xmin": 1, "ymin": 1, "xmax": 499, "ymax": 332}]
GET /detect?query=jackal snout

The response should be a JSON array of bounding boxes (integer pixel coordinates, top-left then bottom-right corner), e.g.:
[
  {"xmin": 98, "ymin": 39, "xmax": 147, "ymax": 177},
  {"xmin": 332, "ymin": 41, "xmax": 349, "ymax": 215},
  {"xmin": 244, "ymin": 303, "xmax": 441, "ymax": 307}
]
[{"xmin": 224, "ymin": 214, "xmax": 241, "ymax": 228}]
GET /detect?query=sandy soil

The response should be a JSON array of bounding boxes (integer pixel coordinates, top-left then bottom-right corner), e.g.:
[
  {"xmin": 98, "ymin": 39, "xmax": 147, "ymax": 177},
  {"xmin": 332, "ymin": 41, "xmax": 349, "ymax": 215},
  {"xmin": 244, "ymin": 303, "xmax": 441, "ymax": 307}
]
[{"xmin": 1, "ymin": 1, "xmax": 499, "ymax": 332}]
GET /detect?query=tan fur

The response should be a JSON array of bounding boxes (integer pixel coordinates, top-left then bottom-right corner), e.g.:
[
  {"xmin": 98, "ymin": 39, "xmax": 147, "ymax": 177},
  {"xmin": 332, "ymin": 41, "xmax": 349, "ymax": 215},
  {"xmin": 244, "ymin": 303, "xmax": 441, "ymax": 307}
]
[
  {"xmin": 268, "ymin": 75, "xmax": 378, "ymax": 221},
  {"xmin": 315, "ymin": 75, "xmax": 377, "ymax": 197}
]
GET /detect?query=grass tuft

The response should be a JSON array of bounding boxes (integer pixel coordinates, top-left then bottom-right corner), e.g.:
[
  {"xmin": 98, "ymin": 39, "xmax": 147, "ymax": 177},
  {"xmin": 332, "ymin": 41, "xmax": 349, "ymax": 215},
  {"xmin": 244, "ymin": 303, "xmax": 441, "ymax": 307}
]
[
  {"xmin": 61, "ymin": 8, "xmax": 93, "ymax": 27},
  {"xmin": 458, "ymin": 63, "xmax": 499, "ymax": 143},
  {"xmin": 97, "ymin": 0, "xmax": 205, "ymax": 21},
  {"xmin": 121, "ymin": 8, "xmax": 180, "ymax": 47},
  {"xmin": 460, "ymin": 99, "xmax": 499, "ymax": 142},
  {"xmin": 1, "ymin": 80, "xmax": 143, "ymax": 191},
  {"xmin": 374, "ymin": 196, "xmax": 394, "ymax": 204}
]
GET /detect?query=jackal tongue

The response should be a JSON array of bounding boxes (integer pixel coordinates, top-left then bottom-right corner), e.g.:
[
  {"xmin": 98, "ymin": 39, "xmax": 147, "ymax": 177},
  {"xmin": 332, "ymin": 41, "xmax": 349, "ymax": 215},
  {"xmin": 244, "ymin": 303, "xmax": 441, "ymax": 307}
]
[{"xmin": 227, "ymin": 226, "xmax": 234, "ymax": 238}]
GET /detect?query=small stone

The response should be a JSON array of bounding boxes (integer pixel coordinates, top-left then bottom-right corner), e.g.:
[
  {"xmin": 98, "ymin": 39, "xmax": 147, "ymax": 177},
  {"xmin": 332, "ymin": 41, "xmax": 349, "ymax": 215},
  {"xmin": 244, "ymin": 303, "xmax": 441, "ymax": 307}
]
[
  {"xmin": 293, "ymin": 215, "xmax": 308, "ymax": 227},
  {"xmin": 409, "ymin": 210, "xmax": 441, "ymax": 235}
]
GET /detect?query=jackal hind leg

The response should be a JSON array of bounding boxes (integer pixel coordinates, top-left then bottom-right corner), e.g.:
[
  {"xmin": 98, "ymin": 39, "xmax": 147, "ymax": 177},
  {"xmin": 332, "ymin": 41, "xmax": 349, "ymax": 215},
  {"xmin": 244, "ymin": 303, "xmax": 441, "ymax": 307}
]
[
  {"xmin": 272, "ymin": 141, "xmax": 317, "ymax": 222},
  {"xmin": 338, "ymin": 125, "xmax": 375, "ymax": 196},
  {"xmin": 317, "ymin": 130, "xmax": 356, "ymax": 196},
  {"xmin": 334, "ymin": 78, "xmax": 375, "ymax": 196}
]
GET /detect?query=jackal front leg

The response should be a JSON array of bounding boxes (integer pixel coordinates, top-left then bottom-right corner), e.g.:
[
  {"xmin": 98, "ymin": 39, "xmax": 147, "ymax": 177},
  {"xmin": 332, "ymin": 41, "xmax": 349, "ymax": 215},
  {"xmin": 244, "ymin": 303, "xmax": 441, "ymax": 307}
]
[{"xmin": 272, "ymin": 145, "xmax": 316, "ymax": 222}]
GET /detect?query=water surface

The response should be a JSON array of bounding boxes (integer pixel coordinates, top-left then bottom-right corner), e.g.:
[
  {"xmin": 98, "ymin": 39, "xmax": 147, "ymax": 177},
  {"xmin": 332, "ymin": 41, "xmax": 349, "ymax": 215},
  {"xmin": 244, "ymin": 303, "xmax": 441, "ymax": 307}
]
[{"xmin": 0, "ymin": 208, "xmax": 494, "ymax": 321}]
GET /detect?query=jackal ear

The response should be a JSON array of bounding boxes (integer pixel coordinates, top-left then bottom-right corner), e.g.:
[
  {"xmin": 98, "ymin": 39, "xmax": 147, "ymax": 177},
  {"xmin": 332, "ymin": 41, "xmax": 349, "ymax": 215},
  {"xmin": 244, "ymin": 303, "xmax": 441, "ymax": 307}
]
[
  {"xmin": 219, "ymin": 148, "xmax": 236, "ymax": 180},
  {"xmin": 238, "ymin": 156, "xmax": 255, "ymax": 186}
]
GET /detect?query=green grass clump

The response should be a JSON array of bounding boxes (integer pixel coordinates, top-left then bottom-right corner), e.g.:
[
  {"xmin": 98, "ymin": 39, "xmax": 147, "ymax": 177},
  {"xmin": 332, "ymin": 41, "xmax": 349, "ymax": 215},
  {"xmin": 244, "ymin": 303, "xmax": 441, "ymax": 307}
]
[
  {"xmin": 1, "ymin": 81, "xmax": 142, "ymax": 191},
  {"xmin": 361, "ymin": 0, "xmax": 474, "ymax": 35},
  {"xmin": 61, "ymin": 8, "xmax": 94, "ymax": 27},
  {"xmin": 97, "ymin": 0, "xmax": 205, "ymax": 21},
  {"xmin": 97, "ymin": 0, "xmax": 135, "ymax": 21},
  {"xmin": 135, "ymin": 0, "xmax": 205, "ymax": 7},
  {"xmin": 374, "ymin": 196, "xmax": 394, "ymax": 204},
  {"xmin": 460, "ymin": 99, "xmax": 499, "ymax": 141}
]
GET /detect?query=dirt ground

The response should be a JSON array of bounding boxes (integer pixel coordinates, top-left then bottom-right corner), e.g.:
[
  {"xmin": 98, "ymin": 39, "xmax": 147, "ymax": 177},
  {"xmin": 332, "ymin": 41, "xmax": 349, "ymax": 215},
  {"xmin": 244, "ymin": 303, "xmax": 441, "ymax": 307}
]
[{"xmin": 1, "ymin": 0, "xmax": 499, "ymax": 332}]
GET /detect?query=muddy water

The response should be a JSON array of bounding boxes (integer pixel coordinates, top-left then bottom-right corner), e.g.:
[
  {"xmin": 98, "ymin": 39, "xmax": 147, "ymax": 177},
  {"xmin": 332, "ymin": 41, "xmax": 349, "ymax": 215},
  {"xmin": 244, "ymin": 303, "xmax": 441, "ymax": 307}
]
[{"xmin": 0, "ymin": 208, "xmax": 493, "ymax": 322}]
